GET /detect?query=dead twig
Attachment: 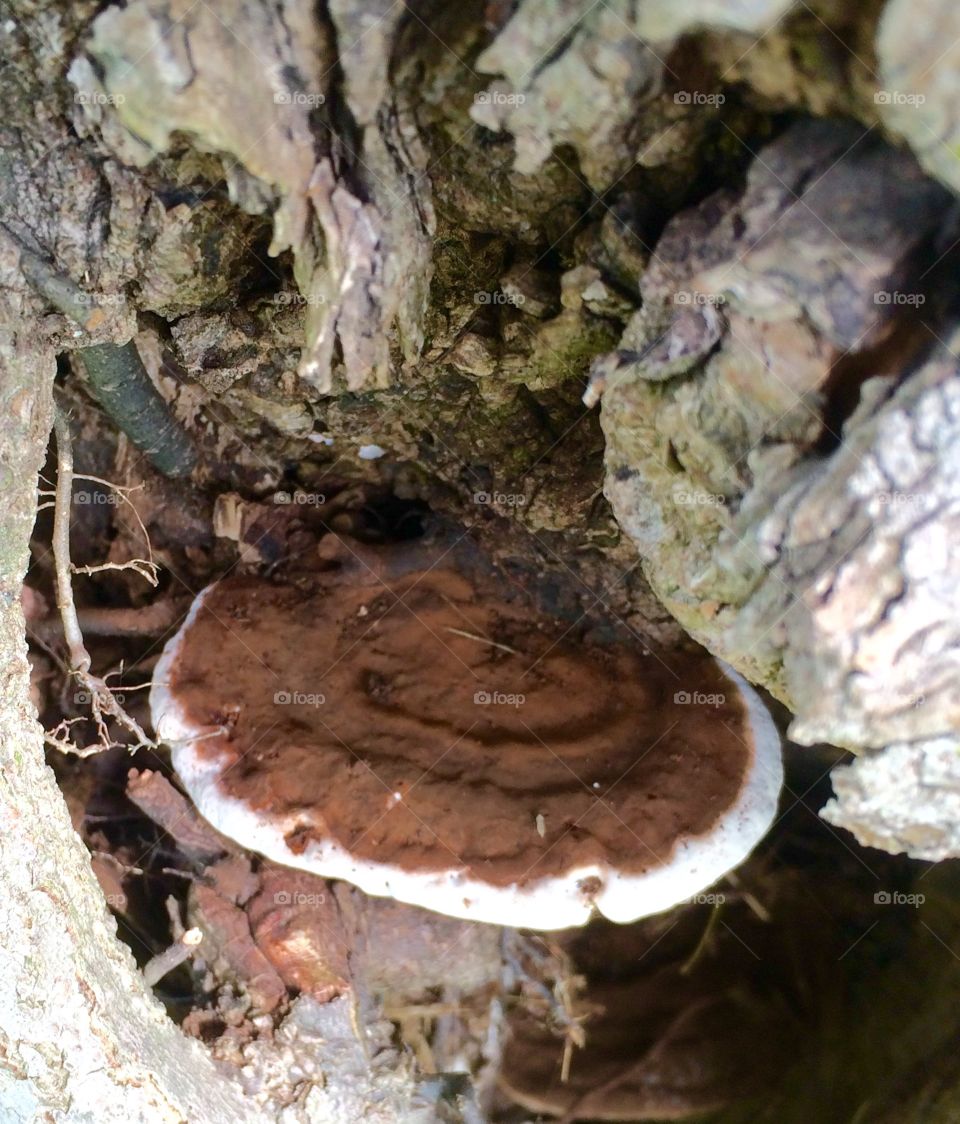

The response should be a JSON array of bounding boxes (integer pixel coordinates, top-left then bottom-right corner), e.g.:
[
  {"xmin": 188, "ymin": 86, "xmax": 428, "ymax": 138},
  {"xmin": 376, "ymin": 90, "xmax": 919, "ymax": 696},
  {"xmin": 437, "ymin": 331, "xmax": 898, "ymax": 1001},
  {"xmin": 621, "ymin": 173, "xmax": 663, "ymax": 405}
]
[
  {"xmin": 17, "ymin": 241, "xmax": 109, "ymax": 331},
  {"xmin": 71, "ymin": 559, "xmax": 160, "ymax": 584},
  {"xmin": 47, "ymin": 408, "xmax": 156, "ymax": 755},
  {"xmin": 680, "ymin": 900, "xmax": 723, "ymax": 976},
  {"xmin": 44, "ymin": 717, "xmax": 104, "ymax": 759},
  {"xmin": 505, "ymin": 933, "xmax": 592, "ymax": 1083},
  {"xmin": 442, "ymin": 626, "xmax": 520, "ymax": 655},
  {"xmin": 30, "ymin": 599, "xmax": 188, "ymax": 645},
  {"xmin": 142, "ymin": 927, "xmax": 203, "ymax": 987},
  {"xmin": 126, "ymin": 769, "xmax": 230, "ymax": 863},
  {"xmin": 71, "ymin": 471, "xmax": 158, "ymax": 582}
]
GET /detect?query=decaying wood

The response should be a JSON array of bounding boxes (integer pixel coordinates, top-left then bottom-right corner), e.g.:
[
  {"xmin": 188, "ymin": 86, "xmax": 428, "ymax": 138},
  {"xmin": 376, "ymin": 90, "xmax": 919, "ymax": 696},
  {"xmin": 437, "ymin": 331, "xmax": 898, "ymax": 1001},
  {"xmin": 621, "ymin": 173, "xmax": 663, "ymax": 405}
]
[
  {"xmin": 126, "ymin": 769, "xmax": 232, "ymax": 864},
  {"xmin": 596, "ymin": 118, "xmax": 960, "ymax": 859},
  {"xmin": 143, "ymin": 926, "xmax": 204, "ymax": 988},
  {"xmin": 4, "ymin": 0, "xmax": 960, "ymax": 1118},
  {"xmin": 0, "ymin": 0, "xmax": 438, "ymax": 1115},
  {"xmin": 77, "ymin": 0, "xmax": 432, "ymax": 395}
]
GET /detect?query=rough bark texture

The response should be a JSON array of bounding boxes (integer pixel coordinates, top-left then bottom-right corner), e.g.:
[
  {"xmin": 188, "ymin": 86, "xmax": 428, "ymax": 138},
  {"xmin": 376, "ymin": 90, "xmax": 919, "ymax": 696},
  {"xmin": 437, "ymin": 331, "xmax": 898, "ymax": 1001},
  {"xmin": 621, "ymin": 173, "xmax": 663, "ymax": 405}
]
[
  {"xmin": 0, "ymin": 247, "xmax": 272, "ymax": 1122},
  {"xmin": 3, "ymin": 0, "xmax": 960, "ymax": 1118},
  {"xmin": 595, "ymin": 114, "xmax": 960, "ymax": 862}
]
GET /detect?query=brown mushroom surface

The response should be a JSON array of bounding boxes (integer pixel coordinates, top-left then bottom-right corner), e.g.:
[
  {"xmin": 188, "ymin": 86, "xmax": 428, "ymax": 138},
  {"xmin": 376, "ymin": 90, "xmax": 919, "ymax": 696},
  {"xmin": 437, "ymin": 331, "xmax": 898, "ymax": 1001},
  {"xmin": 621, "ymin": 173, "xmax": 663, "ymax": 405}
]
[{"xmin": 151, "ymin": 535, "xmax": 781, "ymax": 928}]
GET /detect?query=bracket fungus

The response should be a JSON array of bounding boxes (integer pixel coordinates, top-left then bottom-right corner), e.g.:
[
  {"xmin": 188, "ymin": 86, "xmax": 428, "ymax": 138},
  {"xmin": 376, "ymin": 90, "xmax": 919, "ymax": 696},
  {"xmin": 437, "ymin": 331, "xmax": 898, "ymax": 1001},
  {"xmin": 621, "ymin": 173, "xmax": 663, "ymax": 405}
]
[{"xmin": 151, "ymin": 534, "xmax": 782, "ymax": 930}]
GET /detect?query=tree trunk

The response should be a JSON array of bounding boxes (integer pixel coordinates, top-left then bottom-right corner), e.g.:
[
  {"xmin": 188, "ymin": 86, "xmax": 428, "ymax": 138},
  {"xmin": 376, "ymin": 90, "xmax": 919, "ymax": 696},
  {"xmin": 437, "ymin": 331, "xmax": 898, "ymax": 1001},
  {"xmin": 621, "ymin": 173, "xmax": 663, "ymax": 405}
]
[{"xmin": 3, "ymin": 0, "xmax": 960, "ymax": 1119}]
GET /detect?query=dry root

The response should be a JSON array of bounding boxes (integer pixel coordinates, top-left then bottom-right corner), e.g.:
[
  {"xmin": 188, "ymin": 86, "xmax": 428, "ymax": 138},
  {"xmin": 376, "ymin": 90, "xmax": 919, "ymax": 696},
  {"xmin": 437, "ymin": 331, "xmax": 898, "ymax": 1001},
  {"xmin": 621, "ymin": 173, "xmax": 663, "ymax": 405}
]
[{"xmin": 45, "ymin": 407, "xmax": 157, "ymax": 755}]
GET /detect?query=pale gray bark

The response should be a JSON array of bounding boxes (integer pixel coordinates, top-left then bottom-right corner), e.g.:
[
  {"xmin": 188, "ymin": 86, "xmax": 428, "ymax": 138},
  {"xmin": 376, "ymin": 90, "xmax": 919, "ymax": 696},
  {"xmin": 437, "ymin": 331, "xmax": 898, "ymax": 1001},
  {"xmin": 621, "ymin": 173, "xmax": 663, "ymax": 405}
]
[
  {"xmin": 0, "ymin": 243, "xmax": 275, "ymax": 1122},
  {"xmin": 595, "ymin": 119, "xmax": 960, "ymax": 860},
  {"xmin": 878, "ymin": 0, "xmax": 960, "ymax": 194}
]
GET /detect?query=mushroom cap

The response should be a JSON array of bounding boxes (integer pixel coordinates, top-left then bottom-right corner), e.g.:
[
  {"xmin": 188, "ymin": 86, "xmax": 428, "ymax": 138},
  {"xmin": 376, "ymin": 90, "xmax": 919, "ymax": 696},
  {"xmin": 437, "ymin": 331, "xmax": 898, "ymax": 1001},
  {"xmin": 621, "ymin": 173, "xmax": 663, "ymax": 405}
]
[{"xmin": 150, "ymin": 559, "xmax": 781, "ymax": 930}]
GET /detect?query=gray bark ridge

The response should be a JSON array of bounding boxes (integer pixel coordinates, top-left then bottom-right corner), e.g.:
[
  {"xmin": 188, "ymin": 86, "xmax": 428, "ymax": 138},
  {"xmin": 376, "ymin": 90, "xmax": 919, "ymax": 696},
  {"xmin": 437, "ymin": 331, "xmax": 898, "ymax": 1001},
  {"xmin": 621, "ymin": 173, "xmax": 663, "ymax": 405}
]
[
  {"xmin": 78, "ymin": 0, "xmax": 433, "ymax": 395},
  {"xmin": 597, "ymin": 119, "xmax": 960, "ymax": 860},
  {"xmin": 470, "ymin": 0, "xmax": 794, "ymax": 186}
]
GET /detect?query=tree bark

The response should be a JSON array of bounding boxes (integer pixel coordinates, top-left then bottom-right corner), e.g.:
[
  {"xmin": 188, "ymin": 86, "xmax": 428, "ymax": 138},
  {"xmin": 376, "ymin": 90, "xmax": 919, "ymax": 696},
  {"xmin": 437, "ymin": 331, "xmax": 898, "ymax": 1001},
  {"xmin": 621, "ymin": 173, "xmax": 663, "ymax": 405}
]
[{"xmin": 3, "ymin": 0, "xmax": 960, "ymax": 1118}]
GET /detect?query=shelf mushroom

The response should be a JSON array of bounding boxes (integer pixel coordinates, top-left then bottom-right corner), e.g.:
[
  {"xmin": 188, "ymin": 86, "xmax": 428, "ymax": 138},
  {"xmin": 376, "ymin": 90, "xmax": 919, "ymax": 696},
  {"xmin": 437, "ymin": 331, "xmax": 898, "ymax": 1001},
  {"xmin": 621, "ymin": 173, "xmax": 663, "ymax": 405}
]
[{"xmin": 150, "ymin": 538, "xmax": 782, "ymax": 931}]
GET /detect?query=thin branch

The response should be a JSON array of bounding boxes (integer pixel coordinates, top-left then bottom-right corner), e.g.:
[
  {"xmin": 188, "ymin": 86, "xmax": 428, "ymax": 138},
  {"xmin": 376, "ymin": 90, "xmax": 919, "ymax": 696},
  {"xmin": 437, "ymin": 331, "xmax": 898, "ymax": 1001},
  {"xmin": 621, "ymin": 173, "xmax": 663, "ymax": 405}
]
[
  {"xmin": 443, "ymin": 626, "xmax": 520, "ymax": 655},
  {"xmin": 72, "ymin": 473, "xmax": 156, "ymax": 573},
  {"xmin": 143, "ymin": 928, "xmax": 203, "ymax": 988},
  {"xmin": 53, "ymin": 409, "xmax": 91, "ymax": 677},
  {"xmin": 48, "ymin": 408, "xmax": 156, "ymax": 754},
  {"xmin": 77, "ymin": 342, "xmax": 197, "ymax": 478},
  {"xmin": 17, "ymin": 239, "xmax": 197, "ymax": 478},
  {"xmin": 17, "ymin": 241, "xmax": 108, "ymax": 330},
  {"xmin": 72, "ymin": 559, "xmax": 160, "ymax": 586}
]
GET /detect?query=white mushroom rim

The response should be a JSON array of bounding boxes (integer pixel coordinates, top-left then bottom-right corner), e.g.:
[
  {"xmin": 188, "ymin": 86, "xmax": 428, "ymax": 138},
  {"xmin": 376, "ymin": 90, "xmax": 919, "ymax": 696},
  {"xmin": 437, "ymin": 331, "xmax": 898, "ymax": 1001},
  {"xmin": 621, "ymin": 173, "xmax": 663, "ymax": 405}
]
[{"xmin": 151, "ymin": 591, "xmax": 782, "ymax": 930}]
